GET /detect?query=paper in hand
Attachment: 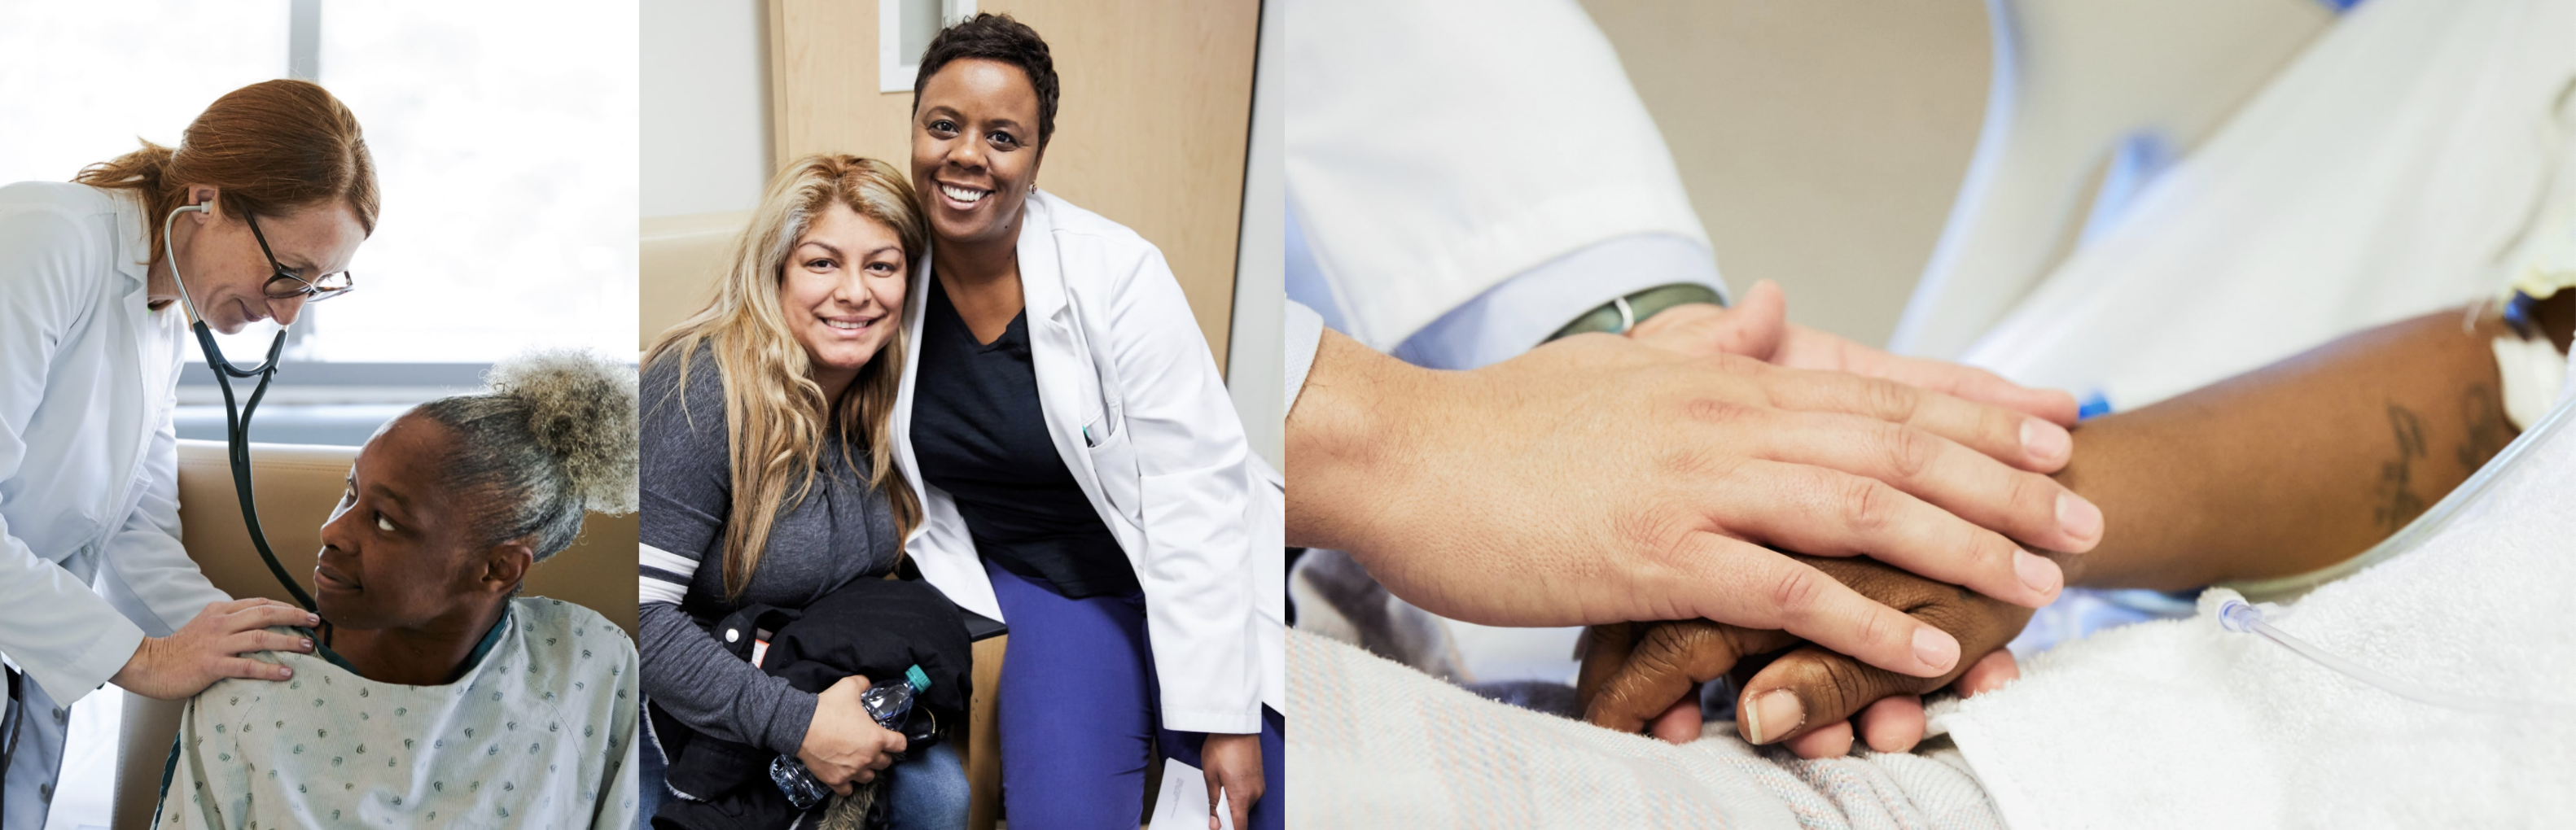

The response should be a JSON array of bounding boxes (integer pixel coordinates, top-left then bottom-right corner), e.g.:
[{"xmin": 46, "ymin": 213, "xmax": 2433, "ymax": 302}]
[{"xmin": 1147, "ymin": 758, "xmax": 1235, "ymax": 830}]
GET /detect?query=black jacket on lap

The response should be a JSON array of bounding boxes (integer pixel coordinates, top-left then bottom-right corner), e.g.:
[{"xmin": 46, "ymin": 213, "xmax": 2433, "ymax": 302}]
[{"xmin": 651, "ymin": 575, "xmax": 972, "ymax": 829}]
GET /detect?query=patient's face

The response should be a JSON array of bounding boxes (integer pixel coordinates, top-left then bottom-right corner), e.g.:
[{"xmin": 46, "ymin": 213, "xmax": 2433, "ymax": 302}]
[
  {"xmin": 778, "ymin": 202, "xmax": 909, "ymax": 397},
  {"xmin": 314, "ymin": 414, "xmax": 500, "ymax": 631}
]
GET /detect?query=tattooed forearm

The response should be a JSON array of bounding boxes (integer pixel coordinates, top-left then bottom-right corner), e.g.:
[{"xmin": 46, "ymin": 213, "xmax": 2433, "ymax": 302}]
[
  {"xmin": 2373, "ymin": 402, "xmax": 2429, "ymax": 532},
  {"xmin": 2456, "ymin": 382, "xmax": 2513, "ymax": 471}
]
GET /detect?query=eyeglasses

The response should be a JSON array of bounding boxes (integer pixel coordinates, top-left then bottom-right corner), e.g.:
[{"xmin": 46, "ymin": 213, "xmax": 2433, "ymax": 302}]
[{"xmin": 243, "ymin": 212, "xmax": 356, "ymax": 303}]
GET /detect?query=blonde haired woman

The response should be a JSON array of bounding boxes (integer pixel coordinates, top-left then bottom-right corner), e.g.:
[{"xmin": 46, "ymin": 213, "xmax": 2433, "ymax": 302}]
[{"xmin": 637, "ymin": 155, "xmax": 968, "ymax": 828}]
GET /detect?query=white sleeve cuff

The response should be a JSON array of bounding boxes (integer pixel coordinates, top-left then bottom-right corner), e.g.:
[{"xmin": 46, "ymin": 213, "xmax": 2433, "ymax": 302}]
[
  {"xmin": 1390, "ymin": 233, "xmax": 1724, "ymax": 370},
  {"xmin": 43, "ymin": 612, "xmax": 143, "ymax": 706},
  {"xmin": 1286, "ymin": 300, "xmax": 1325, "ymax": 413}
]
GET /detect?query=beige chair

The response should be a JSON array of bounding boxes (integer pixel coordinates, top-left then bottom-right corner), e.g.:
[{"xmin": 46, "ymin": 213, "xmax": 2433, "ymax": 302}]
[
  {"xmin": 641, "ymin": 211, "xmax": 751, "ymax": 352},
  {"xmin": 643, "ymin": 211, "xmax": 1009, "ymax": 829},
  {"xmin": 109, "ymin": 439, "xmax": 638, "ymax": 829}
]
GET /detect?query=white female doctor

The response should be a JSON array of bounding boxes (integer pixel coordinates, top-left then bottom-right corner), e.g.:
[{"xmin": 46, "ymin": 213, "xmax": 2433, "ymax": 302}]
[
  {"xmin": 0, "ymin": 79, "xmax": 373, "ymax": 823},
  {"xmin": 886, "ymin": 15, "xmax": 1283, "ymax": 830}
]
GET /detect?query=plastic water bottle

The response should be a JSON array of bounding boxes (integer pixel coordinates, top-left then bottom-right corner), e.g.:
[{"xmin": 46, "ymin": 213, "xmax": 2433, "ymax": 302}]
[
  {"xmin": 861, "ymin": 665, "xmax": 931, "ymax": 730},
  {"xmin": 771, "ymin": 754, "xmax": 833, "ymax": 810},
  {"xmin": 772, "ymin": 666, "xmax": 934, "ymax": 810}
]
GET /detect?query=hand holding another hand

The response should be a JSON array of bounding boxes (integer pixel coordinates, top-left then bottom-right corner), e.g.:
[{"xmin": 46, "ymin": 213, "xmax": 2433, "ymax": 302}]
[
  {"xmin": 1293, "ymin": 329, "xmax": 2088, "ymax": 679},
  {"xmin": 1575, "ymin": 554, "xmax": 2033, "ymax": 758}
]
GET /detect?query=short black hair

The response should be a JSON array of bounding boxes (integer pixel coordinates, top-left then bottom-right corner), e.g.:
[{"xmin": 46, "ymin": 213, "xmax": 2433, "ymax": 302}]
[{"xmin": 913, "ymin": 13, "xmax": 1059, "ymax": 150}]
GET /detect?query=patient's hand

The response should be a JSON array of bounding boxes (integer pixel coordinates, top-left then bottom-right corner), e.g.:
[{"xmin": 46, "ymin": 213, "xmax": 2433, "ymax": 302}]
[
  {"xmin": 1575, "ymin": 554, "xmax": 2033, "ymax": 758},
  {"xmin": 800, "ymin": 675, "xmax": 908, "ymax": 793},
  {"xmin": 1628, "ymin": 280, "xmax": 2080, "ymax": 427}
]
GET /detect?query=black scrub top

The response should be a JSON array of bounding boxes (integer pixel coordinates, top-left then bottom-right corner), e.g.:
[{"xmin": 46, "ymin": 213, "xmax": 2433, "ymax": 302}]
[{"xmin": 911, "ymin": 277, "xmax": 1141, "ymax": 599}]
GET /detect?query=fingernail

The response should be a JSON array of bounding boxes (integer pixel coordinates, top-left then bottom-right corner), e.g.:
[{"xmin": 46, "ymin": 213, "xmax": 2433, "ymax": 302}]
[
  {"xmin": 1746, "ymin": 689, "xmax": 1803, "ymax": 745},
  {"xmin": 307, "ymin": 614, "xmax": 321, "ymax": 625},
  {"xmin": 2014, "ymin": 549, "xmax": 2062, "ymax": 598},
  {"xmin": 300, "ymin": 638, "xmax": 313, "ymax": 649},
  {"xmin": 2021, "ymin": 418, "xmax": 2070, "ymax": 465},
  {"xmin": 277, "ymin": 666, "xmax": 293, "ymax": 679},
  {"xmin": 2057, "ymin": 491, "xmax": 2104, "ymax": 544},
  {"xmin": 1913, "ymin": 626, "xmax": 1959, "ymax": 674}
]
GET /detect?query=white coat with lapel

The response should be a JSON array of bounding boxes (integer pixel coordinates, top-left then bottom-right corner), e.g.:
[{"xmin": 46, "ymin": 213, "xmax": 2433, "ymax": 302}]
[
  {"xmin": 890, "ymin": 191, "xmax": 1283, "ymax": 733},
  {"xmin": 0, "ymin": 181, "xmax": 231, "ymax": 704}
]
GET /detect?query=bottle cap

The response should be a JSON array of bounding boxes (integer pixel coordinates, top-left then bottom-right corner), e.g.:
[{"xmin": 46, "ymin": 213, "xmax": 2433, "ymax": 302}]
[{"xmin": 905, "ymin": 664, "xmax": 931, "ymax": 692}]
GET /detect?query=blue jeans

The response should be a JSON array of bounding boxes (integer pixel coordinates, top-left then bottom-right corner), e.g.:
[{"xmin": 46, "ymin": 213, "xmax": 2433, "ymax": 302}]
[
  {"xmin": 637, "ymin": 699, "xmax": 971, "ymax": 830},
  {"xmin": 987, "ymin": 561, "xmax": 1286, "ymax": 830},
  {"xmin": 882, "ymin": 740, "xmax": 970, "ymax": 830}
]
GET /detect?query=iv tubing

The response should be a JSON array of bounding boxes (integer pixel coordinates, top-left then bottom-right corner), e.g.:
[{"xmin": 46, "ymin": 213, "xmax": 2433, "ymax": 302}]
[{"xmin": 2218, "ymin": 599, "xmax": 2569, "ymax": 718}]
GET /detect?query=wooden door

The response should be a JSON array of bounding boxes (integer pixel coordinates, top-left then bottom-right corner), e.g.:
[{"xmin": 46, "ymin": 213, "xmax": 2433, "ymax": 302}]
[{"xmin": 769, "ymin": 0, "xmax": 1260, "ymax": 368}]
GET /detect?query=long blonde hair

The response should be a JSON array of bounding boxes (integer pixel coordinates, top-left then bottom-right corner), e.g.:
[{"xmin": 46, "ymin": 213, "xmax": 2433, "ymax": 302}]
[{"xmin": 646, "ymin": 155, "xmax": 926, "ymax": 601}]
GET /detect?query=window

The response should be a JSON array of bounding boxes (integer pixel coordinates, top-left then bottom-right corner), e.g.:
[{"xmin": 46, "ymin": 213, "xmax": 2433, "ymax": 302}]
[
  {"xmin": 0, "ymin": 3, "xmax": 292, "ymax": 188},
  {"xmin": 309, "ymin": 1, "xmax": 638, "ymax": 363},
  {"xmin": 0, "ymin": 2, "xmax": 637, "ymax": 444},
  {"xmin": 881, "ymin": 0, "xmax": 979, "ymax": 93}
]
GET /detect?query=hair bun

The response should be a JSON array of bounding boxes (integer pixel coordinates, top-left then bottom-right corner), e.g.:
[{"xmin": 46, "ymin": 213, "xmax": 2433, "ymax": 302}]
[{"xmin": 483, "ymin": 350, "xmax": 639, "ymax": 515}]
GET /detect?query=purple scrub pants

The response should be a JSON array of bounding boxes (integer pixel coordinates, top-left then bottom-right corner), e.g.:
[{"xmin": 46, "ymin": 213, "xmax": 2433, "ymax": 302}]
[{"xmin": 985, "ymin": 560, "xmax": 1284, "ymax": 830}]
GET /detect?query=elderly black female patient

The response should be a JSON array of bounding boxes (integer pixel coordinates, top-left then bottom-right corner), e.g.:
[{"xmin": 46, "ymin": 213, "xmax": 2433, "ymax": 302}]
[{"xmin": 155, "ymin": 351, "xmax": 642, "ymax": 829}]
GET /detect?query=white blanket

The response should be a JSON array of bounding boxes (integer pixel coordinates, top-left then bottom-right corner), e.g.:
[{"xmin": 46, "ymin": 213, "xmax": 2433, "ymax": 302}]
[
  {"xmin": 1933, "ymin": 364, "xmax": 2576, "ymax": 828},
  {"xmin": 1289, "ymin": 629, "xmax": 2006, "ymax": 829}
]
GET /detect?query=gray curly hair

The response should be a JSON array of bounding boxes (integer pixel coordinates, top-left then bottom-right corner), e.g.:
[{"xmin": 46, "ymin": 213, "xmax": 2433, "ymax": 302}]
[{"xmin": 409, "ymin": 350, "xmax": 639, "ymax": 561}]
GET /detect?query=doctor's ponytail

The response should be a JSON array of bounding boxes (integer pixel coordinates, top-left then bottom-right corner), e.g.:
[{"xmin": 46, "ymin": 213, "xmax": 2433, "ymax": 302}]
[{"xmin": 75, "ymin": 78, "xmax": 379, "ymax": 262}]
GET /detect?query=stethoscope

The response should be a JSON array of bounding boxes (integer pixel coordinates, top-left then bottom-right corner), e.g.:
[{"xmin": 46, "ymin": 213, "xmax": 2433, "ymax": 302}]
[{"xmin": 162, "ymin": 202, "xmax": 317, "ymax": 613}]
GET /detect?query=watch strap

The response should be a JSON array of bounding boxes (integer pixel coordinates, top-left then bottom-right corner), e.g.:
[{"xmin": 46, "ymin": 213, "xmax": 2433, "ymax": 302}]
[{"xmin": 1547, "ymin": 282, "xmax": 1727, "ymax": 341}]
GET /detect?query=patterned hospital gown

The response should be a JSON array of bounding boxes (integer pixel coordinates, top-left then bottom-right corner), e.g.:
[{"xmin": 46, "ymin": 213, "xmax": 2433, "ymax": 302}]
[{"xmin": 155, "ymin": 597, "xmax": 640, "ymax": 829}]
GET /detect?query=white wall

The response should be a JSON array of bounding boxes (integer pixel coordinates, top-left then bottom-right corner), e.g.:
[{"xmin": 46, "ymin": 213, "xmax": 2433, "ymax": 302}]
[
  {"xmin": 642, "ymin": 0, "xmax": 773, "ymax": 217},
  {"xmin": 1579, "ymin": 0, "xmax": 1990, "ymax": 347},
  {"xmin": 1229, "ymin": 0, "xmax": 1284, "ymax": 471}
]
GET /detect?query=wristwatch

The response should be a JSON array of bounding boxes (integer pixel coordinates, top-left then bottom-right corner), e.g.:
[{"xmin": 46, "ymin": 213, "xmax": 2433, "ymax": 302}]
[{"xmin": 1546, "ymin": 283, "xmax": 1728, "ymax": 341}]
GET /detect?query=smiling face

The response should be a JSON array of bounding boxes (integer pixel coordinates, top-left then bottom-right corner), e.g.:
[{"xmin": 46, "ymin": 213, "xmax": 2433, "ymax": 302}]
[
  {"xmin": 314, "ymin": 414, "xmax": 526, "ymax": 631},
  {"xmin": 173, "ymin": 192, "xmax": 367, "ymax": 334},
  {"xmin": 910, "ymin": 58, "xmax": 1045, "ymax": 250},
  {"xmin": 778, "ymin": 201, "xmax": 910, "ymax": 401}
]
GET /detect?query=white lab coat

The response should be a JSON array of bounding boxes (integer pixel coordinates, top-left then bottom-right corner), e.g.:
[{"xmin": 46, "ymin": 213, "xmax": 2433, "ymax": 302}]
[
  {"xmin": 0, "ymin": 181, "xmax": 231, "ymax": 705},
  {"xmin": 891, "ymin": 191, "xmax": 1286, "ymax": 734},
  {"xmin": 1286, "ymin": 0, "xmax": 1710, "ymax": 352}
]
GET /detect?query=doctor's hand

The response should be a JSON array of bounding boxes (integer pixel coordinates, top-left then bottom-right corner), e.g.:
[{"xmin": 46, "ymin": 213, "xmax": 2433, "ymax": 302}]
[
  {"xmin": 800, "ymin": 675, "xmax": 907, "ymax": 793},
  {"xmin": 1575, "ymin": 554, "xmax": 2032, "ymax": 758},
  {"xmin": 1290, "ymin": 330, "xmax": 2095, "ymax": 679},
  {"xmin": 112, "ymin": 598, "xmax": 318, "ymax": 700},
  {"xmin": 1627, "ymin": 280, "xmax": 2081, "ymax": 427},
  {"xmin": 1199, "ymin": 732, "xmax": 1264, "ymax": 829}
]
